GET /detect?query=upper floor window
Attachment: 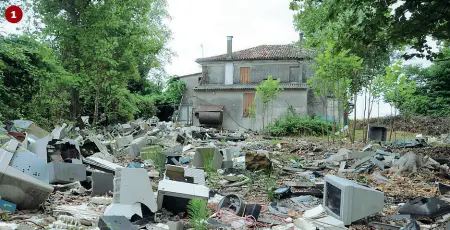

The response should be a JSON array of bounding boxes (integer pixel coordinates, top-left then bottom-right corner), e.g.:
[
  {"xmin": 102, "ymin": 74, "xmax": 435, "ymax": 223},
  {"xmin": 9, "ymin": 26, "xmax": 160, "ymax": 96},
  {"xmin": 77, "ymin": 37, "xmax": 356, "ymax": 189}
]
[{"xmin": 240, "ymin": 67, "xmax": 250, "ymax": 83}]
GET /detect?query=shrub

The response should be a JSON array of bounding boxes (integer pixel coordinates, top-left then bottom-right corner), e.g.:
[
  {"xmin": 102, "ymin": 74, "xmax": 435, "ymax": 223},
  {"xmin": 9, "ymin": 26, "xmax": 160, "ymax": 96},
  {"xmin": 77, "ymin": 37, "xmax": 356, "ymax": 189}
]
[
  {"xmin": 266, "ymin": 114, "xmax": 332, "ymax": 136},
  {"xmin": 187, "ymin": 199, "xmax": 210, "ymax": 230}
]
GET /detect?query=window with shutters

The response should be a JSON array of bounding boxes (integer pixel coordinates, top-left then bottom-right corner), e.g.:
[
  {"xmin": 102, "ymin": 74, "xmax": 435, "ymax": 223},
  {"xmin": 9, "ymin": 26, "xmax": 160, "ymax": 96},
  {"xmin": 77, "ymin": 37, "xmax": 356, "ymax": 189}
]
[
  {"xmin": 240, "ymin": 67, "xmax": 250, "ymax": 83},
  {"xmin": 243, "ymin": 93, "xmax": 255, "ymax": 117}
]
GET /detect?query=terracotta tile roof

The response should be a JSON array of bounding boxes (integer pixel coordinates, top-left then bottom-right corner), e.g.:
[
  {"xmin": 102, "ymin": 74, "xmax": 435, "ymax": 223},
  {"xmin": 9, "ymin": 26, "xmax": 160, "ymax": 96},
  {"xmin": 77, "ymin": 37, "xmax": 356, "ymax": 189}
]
[
  {"xmin": 193, "ymin": 83, "xmax": 309, "ymax": 90},
  {"xmin": 196, "ymin": 44, "xmax": 311, "ymax": 62}
]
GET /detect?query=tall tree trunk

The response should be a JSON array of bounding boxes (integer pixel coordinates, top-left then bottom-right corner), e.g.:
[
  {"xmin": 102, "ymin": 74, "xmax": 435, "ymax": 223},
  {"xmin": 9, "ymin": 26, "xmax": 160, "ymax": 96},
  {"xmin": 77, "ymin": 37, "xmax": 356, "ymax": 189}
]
[
  {"xmin": 332, "ymin": 98, "xmax": 336, "ymax": 144},
  {"xmin": 362, "ymin": 89, "xmax": 367, "ymax": 142},
  {"xmin": 389, "ymin": 104, "xmax": 394, "ymax": 141},
  {"xmin": 93, "ymin": 80, "xmax": 102, "ymax": 126},
  {"xmin": 352, "ymin": 93, "xmax": 357, "ymax": 143},
  {"xmin": 365, "ymin": 82, "xmax": 373, "ymax": 143}
]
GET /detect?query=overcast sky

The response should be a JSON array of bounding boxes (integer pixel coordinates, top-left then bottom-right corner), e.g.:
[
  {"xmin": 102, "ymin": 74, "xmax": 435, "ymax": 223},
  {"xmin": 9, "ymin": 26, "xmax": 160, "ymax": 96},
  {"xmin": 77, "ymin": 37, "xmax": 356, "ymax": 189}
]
[{"xmin": 1, "ymin": 0, "xmax": 436, "ymax": 119}]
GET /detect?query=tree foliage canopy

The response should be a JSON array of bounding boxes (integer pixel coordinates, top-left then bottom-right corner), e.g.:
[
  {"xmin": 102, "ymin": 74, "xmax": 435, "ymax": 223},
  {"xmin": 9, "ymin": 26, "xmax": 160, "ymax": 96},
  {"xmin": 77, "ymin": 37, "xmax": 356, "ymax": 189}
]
[{"xmin": 0, "ymin": 0, "xmax": 183, "ymax": 128}]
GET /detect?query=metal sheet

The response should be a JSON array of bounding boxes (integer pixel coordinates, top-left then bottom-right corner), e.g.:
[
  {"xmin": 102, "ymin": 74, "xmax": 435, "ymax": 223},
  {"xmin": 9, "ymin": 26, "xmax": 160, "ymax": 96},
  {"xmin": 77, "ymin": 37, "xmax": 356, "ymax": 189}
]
[
  {"xmin": 11, "ymin": 147, "xmax": 50, "ymax": 183},
  {"xmin": 198, "ymin": 112, "xmax": 223, "ymax": 125}
]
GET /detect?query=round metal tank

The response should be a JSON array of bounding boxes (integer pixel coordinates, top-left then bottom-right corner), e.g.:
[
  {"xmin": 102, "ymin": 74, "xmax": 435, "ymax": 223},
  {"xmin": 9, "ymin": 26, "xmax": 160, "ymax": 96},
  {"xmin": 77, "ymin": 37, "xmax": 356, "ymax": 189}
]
[{"xmin": 198, "ymin": 111, "xmax": 223, "ymax": 126}]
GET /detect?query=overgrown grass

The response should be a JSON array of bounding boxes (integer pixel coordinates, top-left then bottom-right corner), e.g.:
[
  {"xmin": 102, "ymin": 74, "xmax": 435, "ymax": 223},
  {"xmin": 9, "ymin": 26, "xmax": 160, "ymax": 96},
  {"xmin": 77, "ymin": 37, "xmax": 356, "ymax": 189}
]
[
  {"xmin": 141, "ymin": 145, "xmax": 166, "ymax": 176},
  {"xmin": 187, "ymin": 199, "xmax": 210, "ymax": 230},
  {"xmin": 266, "ymin": 114, "xmax": 332, "ymax": 137}
]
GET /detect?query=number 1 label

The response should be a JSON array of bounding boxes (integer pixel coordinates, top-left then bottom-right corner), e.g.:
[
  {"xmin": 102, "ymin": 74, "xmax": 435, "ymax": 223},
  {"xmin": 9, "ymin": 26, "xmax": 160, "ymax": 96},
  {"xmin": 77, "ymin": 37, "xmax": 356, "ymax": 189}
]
[{"xmin": 5, "ymin": 5, "xmax": 23, "ymax": 23}]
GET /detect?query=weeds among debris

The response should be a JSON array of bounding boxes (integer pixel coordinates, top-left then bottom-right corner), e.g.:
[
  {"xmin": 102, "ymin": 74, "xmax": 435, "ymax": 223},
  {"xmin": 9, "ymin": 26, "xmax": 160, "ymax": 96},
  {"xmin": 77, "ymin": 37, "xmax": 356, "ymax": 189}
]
[{"xmin": 187, "ymin": 199, "xmax": 211, "ymax": 230}]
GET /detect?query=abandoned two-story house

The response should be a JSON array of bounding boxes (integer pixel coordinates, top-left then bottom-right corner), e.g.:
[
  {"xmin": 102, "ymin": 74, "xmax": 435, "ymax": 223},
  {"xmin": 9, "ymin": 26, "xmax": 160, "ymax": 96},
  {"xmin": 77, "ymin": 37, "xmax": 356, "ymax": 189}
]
[{"xmin": 176, "ymin": 36, "xmax": 339, "ymax": 131}]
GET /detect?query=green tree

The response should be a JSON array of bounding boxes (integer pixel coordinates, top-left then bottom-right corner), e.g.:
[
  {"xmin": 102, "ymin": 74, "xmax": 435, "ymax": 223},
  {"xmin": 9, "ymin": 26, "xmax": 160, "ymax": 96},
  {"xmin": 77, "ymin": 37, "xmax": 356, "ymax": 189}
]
[
  {"xmin": 255, "ymin": 76, "xmax": 283, "ymax": 130},
  {"xmin": 34, "ymin": 0, "xmax": 171, "ymax": 125},
  {"xmin": 379, "ymin": 62, "xmax": 417, "ymax": 140},
  {"xmin": 0, "ymin": 35, "xmax": 71, "ymax": 127},
  {"xmin": 291, "ymin": 0, "xmax": 449, "ymax": 61},
  {"xmin": 308, "ymin": 41, "xmax": 363, "ymax": 142},
  {"xmin": 399, "ymin": 46, "xmax": 450, "ymax": 116}
]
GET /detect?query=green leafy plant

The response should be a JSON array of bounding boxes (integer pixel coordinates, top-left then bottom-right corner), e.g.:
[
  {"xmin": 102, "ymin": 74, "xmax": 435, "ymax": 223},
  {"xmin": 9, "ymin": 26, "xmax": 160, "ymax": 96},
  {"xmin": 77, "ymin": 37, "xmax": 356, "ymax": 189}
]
[
  {"xmin": 255, "ymin": 76, "xmax": 283, "ymax": 130},
  {"xmin": 262, "ymin": 172, "xmax": 278, "ymax": 201},
  {"xmin": 0, "ymin": 209, "xmax": 9, "ymax": 221},
  {"xmin": 142, "ymin": 145, "xmax": 166, "ymax": 177},
  {"xmin": 266, "ymin": 113, "xmax": 332, "ymax": 136},
  {"xmin": 187, "ymin": 199, "xmax": 211, "ymax": 230}
]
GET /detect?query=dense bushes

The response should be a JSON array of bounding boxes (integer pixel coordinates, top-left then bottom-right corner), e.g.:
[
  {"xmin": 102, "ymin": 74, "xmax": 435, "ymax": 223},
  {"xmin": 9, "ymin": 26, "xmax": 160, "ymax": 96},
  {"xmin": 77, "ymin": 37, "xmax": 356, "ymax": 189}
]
[{"xmin": 266, "ymin": 113, "xmax": 332, "ymax": 136}]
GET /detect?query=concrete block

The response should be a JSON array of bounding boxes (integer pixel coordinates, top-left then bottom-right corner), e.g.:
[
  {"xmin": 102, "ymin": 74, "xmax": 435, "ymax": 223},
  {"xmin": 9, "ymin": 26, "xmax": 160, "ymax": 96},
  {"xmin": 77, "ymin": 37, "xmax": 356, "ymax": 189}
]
[
  {"xmin": 90, "ymin": 171, "xmax": 114, "ymax": 196},
  {"xmin": 98, "ymin": 216, "xmax": 138, "ymax": 230},
  {"xmin": 193, "ymin": 147, "xmax": 222, "ymax": 170},
  {"xmin": 157, "ymin": 180, "xmax": 209, "ymax": 214},
  {"xmin": 111, "ymin": 168, "xmax": 157, "ymax": 213},
  {"xmin": 48, "ymin": 162, "xmax": 86, "ymax": 184}
]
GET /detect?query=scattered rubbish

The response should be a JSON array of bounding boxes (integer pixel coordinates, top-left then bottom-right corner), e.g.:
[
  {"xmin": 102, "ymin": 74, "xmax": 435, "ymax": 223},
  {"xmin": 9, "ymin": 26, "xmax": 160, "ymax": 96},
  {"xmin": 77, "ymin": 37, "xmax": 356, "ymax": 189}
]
[
  {"xmin": 387, "ymin": 139, "xmax": 430, "ymax": 148},
  {"xmin": 90, "ymin": 171, "xmax": 114, "ymax": 196},
  {"xmin": 104, "ymin": 168, "xmax": 158, "ymax": 219},
  {"xmin": 245, "ymin": 152, "xmax": 271, "ymax": 170},
  {"xmin": 217, "ymin": 194, "xmax": 246, "ymax": 216},
  {"xmin": 98, "ymin": 215, "xmax": 138, "ymax": 230},
  {"xmin": 193, "ymin": 147, "xmax": 223, "ymax": 170},
  {"xmin": 404, "ymin": 220, "xmax": 421, "ymax": 230},
  {"xmin": 438, "ymin": 182, "xmax": 450, "ymax": 195},
  {"xmin": 399, "ymin": 197, "xmax": 450, "ymax": 218},
  {"xmin": 164, "ymin": 165, "xmax": 206, "ymax": 185},
  {"xmin": 48, "ymin": 162, "xmax": 86, "ymax": 184},
  {"xmin": 0, "ymin": 198, "xmax": 16, "ymax": 213},
  {"xmin": 244, "ymin": 204, "xmax": 262, "ymax": 220}
]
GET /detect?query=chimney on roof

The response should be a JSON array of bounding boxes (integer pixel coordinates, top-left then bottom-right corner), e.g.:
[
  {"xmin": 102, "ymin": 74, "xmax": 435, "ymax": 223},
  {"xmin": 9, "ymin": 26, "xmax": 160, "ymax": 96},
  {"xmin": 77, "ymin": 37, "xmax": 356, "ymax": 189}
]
[
  {"xmin": 299, "ymin": 32, "xmax": 304, "ymax": 47},
  {"xmin": 227, "ymin": 36, "xmax": 233, "ymax": 60}
]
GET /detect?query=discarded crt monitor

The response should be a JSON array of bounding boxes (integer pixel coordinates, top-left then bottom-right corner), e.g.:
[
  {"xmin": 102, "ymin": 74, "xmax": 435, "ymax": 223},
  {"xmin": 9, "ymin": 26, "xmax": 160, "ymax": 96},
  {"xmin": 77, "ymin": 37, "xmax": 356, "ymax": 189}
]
[
  {"xmin": 157, "ymin": 179, "xmax": 209, "ymax": 214},
  {"xmin": 399, "ymin": 197, "xmax": 450, "ymax": 218},
  {"xmin": 0, "ymin": 140, "xmax": 54, "ymax": 209},
  {"xmin": 323, "ymin": 175, "xmax": 384, "ymax": 225}
]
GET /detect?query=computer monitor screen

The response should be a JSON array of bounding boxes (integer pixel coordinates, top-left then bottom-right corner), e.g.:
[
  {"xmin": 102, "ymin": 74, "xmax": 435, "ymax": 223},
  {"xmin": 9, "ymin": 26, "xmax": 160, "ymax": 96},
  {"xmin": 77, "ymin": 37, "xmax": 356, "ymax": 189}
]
[
  {"xmin": 323, "ymin": 175, "xmax": 384, "ymax": 225},
  {"xmin": 325, "ymin": 182, "xmax": 341, "ymax": 216}
]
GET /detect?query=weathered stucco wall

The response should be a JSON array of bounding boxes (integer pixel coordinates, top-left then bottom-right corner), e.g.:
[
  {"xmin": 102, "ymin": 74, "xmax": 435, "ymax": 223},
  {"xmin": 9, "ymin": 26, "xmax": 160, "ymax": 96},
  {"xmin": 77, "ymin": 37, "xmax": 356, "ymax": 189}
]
[
  {"xmin": 178, "ymin": 73, "xmax": 201, "ymax": 104},
  {"xmin": 202, "ymin": 60, "xmax": 308, "ymax": 84},
  {"xmin": 192, "ymin": 89, "xmax": 308, "ymax": 131}
]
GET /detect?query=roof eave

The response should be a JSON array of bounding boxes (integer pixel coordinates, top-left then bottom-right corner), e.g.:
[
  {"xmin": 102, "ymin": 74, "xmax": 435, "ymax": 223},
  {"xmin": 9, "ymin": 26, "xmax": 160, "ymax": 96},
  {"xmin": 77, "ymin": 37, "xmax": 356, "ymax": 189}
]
[{"xmin": 195, "ymin": 57, "xmax": 311, "ymax": 64}]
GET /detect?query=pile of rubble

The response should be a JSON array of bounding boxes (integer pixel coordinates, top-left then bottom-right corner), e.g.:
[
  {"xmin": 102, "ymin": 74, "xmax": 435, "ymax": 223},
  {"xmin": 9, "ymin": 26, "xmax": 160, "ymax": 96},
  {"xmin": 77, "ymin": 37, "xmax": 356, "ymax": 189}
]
[{"xmin": 0, "ymin": 117, "xmax": 449, "ymax": 229}]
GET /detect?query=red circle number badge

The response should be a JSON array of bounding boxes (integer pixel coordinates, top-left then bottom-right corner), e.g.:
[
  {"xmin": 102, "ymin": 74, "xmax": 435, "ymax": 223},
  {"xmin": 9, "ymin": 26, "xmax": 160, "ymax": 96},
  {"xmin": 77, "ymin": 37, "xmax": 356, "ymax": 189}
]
[{"xmin": 5, "ymin": 5, "xmax": 23, "ymax": 24}]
